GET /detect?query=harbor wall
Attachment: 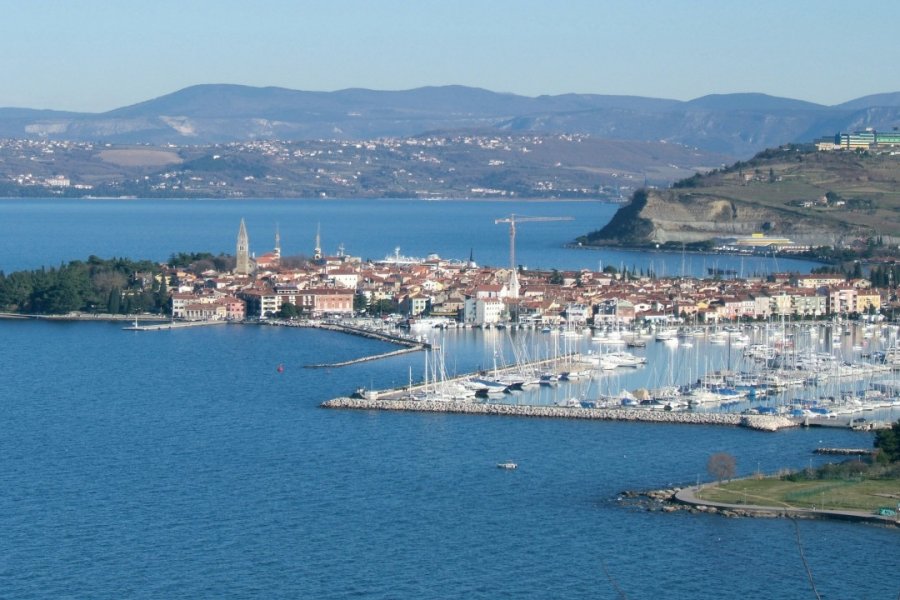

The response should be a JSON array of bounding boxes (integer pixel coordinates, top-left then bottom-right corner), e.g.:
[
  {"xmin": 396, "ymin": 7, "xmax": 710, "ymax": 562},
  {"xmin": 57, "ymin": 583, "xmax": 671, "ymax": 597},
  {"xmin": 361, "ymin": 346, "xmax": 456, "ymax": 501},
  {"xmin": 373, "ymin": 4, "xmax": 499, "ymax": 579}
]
[{"xmin": 321, "ymin": 397, "xmax": 797, "ymax": 431}]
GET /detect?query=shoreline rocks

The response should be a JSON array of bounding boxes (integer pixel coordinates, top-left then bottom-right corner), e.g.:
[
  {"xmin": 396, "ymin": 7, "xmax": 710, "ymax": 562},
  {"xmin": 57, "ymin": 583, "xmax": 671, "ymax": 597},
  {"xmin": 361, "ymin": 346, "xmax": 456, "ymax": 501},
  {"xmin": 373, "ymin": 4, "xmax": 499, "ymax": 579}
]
[{"xmin": 618, "ymin": 486, "xmax": 898, "ymax": 527}]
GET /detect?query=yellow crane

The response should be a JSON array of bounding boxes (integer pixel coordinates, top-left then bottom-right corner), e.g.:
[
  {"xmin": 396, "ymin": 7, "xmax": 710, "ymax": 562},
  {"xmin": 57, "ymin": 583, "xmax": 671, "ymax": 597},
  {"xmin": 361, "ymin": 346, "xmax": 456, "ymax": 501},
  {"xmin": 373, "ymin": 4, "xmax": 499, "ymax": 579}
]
[{"xmin": 494, "ymin": 214, "xmax": 573, "ymax": 298}]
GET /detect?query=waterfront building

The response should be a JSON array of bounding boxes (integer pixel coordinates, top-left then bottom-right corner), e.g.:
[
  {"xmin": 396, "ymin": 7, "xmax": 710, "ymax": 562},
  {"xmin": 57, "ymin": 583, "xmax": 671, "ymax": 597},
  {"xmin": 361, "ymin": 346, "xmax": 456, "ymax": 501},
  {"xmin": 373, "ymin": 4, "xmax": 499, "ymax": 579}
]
[
  {"xmin": 857, "ymin": 290, "xmax": 881, "ymax": 313},
  {"xmin": 401, "ymin": 294, "xmax": 430, "ymax": 317},
  {"xmin": 829, "ymin": 287, "xmax": 858, "ymax": 315},
  {"xmin": 463, "ymin": 296, "xmax": 504, "ymax": 326},
  {"xmin": 564, "ymin": 303, "xmax": 591, "ymax": 325},
  {"xmin": 301, "ymin": 289, "xmax": 354, "ymax": 317}
]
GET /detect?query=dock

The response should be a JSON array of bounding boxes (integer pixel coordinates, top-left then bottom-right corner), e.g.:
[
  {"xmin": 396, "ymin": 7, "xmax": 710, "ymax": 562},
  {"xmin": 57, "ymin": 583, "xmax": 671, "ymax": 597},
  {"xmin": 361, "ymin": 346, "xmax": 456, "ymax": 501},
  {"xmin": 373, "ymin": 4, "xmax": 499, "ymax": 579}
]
[
  {"xmin": 320, "ymin": 352, "xmax": 797, "ymax": 432},
  {"xmin": 123, "ymin": 320, "xmax": 229, "ymax": 331},
  {"xmin": 321, "ymin": 397, "xmax": 797, "ymax": 431},
  {"xmin": 306, "ymin": 345, "xmax": 425, "ymax": 368}
]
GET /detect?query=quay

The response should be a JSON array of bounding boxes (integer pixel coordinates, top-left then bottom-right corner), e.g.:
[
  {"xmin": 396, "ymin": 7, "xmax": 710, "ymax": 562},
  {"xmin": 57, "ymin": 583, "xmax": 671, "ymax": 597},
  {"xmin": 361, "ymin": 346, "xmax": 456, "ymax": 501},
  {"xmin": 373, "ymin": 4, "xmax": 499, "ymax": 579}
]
[
  {"xmin": 267, "ymin": 319, "xmax": 427, "ymax": 347},
  {"xmin": 814, "ymin": 447, "xmax": 875, "ymax": 456},
  {"xmin": 306, "ymin": 346, "xmax": 424, "ymax": 368},
  {"xmin": 321, "ymin": 397, "xmax": 797, "ymax": 431},
  {"xmin": 123, "ymin": 320, "xmax": 229, "ymax": 331}
]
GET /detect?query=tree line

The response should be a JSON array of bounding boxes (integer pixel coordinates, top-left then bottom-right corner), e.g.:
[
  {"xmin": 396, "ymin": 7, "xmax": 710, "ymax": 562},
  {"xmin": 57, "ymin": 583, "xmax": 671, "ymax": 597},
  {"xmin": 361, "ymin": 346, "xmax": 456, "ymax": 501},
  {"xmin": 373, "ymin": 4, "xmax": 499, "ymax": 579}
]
[{"xmin": 0, "ymin": 256, "xmax": 169, "ymax": 315}]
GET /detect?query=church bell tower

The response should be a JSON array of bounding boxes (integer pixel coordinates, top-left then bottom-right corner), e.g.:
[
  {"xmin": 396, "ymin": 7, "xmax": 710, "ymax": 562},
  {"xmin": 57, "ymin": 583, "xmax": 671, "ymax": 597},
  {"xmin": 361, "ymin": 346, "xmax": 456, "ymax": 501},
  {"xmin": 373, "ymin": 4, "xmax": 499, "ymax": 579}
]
[{"xmin": 236, "ymin": 218, "xmax": 251, "ymax": 276}]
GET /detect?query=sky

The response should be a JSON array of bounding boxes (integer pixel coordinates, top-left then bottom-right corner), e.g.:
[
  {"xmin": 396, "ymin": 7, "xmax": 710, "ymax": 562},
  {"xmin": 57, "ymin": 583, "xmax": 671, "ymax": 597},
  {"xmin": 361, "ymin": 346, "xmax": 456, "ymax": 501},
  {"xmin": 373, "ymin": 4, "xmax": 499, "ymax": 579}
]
[{"xmin": 2, "ymin": 0, "xmax": 899, "ymax": 113}]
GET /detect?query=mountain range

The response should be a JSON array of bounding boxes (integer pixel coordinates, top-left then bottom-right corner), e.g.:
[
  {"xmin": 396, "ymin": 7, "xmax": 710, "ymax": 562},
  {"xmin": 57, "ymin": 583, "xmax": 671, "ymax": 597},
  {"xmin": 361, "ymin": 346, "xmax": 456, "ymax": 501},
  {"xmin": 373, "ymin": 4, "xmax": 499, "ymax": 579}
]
[{"xmin": 3, "ymin": 85, "xmax": 900, "ymax": 158}]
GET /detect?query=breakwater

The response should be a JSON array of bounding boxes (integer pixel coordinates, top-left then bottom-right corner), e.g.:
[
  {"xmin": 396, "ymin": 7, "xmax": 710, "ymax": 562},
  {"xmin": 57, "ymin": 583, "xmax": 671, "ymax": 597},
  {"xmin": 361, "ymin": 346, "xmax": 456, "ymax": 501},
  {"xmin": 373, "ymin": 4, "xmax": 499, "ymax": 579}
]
[
  {"xmin": 267, "ymin": 320, "xmax": 429, "ymax": 368},
  {"xmin": 123, "ymin": 320, "xmax": 229, "ymax": 331},
  {"xmin": 321, "ymin": 397, "xmax": 798, "ymax": 431},
  {"xmin": 814, "ymin": 447, "xmax": 875, "ymax": 456},
  {"xmin": 306, "ymin": 346, "xmax": 424, "ymax": 368}
]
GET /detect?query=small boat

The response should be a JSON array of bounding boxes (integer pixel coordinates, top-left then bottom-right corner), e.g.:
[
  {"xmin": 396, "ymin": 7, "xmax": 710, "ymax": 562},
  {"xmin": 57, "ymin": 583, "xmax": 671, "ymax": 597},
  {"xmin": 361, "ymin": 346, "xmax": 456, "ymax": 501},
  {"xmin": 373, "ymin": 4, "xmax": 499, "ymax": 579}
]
[{"xmin": 497, "ymin": 462, "xmax": 518, "ymax": 470}]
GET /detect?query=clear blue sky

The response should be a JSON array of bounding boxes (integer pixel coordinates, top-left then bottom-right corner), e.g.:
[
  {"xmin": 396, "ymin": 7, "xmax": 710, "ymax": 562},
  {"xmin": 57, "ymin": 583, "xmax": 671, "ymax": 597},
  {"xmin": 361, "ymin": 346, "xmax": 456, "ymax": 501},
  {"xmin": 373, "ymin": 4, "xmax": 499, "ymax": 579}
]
[{"xmin": 2, "ymin": 0, "xmax": 898, "ymax": 112}]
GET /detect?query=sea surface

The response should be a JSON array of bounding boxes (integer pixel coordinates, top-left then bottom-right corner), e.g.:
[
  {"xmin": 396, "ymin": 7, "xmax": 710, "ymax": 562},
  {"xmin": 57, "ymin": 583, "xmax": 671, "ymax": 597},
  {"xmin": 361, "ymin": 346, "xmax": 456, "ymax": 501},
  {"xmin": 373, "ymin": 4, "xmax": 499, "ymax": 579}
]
[
  {"xmin": 0, "ymin": 198, "xmax": 819, "ymax": 276},
  {"xmin": 1, "ymin": 199, "xmax": 897, "ymax": 599}
]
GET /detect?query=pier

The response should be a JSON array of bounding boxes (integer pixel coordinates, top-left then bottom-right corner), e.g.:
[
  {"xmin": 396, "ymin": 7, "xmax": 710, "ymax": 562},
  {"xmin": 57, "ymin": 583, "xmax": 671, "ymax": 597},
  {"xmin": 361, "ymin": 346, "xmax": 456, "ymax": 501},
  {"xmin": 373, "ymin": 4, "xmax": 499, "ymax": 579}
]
[
  {"xmin": 265, "ymin": 319, "xmax": 431, "ymax": 367},
  {"xmin": 123, "ymin": 320, "xmax": 229, "ymax": 331},
  {"xmin": 306, "ymin": 346, "xmax": 424, "ymax": 368},
  {"xmin": 321, "ymin": 397, "xmax": 797, "ymax": 431}
]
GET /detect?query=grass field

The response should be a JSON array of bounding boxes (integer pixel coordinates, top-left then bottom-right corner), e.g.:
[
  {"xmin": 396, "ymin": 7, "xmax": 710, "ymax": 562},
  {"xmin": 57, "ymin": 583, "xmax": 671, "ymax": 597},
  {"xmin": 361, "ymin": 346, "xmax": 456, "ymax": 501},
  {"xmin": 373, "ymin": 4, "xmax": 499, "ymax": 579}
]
[
  {"xmin": 698, "ymin": 477, "xmax": 900, "ymax": 513},
  {"xmin": 690, "ymin": 150, "xmax": 900, "ymax": 236}
]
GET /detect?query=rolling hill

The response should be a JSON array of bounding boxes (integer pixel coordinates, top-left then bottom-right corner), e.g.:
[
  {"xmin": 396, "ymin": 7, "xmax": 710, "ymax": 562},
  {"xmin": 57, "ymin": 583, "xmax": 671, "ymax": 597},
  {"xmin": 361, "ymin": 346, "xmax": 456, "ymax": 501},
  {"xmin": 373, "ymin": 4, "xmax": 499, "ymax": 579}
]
[
  {"xmin": 577, "ymin": 146, "xmax": 900, "ymax": 247},
  {"xmin": 3, "ymin": 84, "xmax": 900, "ymax": 157}
]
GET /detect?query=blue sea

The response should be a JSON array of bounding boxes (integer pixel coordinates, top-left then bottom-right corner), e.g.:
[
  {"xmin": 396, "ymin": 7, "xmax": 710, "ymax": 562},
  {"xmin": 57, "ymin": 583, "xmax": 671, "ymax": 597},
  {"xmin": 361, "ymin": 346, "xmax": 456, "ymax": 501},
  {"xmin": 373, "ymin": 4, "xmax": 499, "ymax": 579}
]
[
  {"xmin": 0, "ymin": 198, "xmax": 818, "ymax": 276},
  {"xmin": 0, "ymin": 199, "xmax": 896, "ymax": 599}
]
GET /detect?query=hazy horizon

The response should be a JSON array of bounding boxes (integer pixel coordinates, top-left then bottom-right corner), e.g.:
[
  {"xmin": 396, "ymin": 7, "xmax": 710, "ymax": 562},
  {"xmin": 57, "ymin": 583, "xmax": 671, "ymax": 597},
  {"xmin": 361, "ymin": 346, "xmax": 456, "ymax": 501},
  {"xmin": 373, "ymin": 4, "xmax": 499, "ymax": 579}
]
[{"xmin": 2, "ymin": 0, "xmax": 899, "ymax": 112}]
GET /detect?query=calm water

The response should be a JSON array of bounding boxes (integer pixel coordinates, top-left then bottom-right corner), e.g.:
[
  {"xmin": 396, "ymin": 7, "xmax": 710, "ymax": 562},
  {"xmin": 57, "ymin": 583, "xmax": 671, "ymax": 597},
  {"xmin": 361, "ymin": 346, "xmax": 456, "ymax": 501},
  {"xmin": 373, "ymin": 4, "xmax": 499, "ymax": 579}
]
[
  {"xmin": 1, "ymin": 320, "xmax": 897, "ymax": 599},
  {"xmin": 0, "ymin": 198, "xmax": 819, "ymax": 276},
  {"xmin": 0, "ymin": 199, "xmax": 896, "ymax": 599}
]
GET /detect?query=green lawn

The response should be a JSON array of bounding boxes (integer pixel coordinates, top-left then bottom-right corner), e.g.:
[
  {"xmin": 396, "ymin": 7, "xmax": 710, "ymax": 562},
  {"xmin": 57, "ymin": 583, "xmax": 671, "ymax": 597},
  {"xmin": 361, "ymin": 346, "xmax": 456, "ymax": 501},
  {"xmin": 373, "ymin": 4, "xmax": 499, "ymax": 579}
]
[{"xmin": 698, "ymin": 477, "xmax": 900, "ymax": 513}]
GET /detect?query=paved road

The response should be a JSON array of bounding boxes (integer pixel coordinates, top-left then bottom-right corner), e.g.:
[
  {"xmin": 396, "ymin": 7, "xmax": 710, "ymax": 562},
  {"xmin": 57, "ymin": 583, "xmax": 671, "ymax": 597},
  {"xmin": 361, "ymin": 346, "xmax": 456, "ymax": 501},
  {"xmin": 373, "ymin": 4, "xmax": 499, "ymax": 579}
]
[{"xmin": 674, "ymin": 485, "xmax": 898, "ymax": 526}]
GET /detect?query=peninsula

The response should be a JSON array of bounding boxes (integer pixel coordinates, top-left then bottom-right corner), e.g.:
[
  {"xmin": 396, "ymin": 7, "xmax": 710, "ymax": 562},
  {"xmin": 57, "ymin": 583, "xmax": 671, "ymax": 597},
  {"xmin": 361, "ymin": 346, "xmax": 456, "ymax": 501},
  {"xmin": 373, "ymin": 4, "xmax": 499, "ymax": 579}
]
[{"xmin": 577, "ymin": 144, "xmax": 900, "ymax": 250}]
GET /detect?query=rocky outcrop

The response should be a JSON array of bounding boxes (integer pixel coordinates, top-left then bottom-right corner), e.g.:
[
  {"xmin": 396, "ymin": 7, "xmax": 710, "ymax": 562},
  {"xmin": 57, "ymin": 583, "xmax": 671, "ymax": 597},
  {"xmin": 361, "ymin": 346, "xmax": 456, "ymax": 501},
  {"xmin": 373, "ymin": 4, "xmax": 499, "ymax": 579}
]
[{"xmin": 582, "ymin": 188, "xmax": 864, "ymax": 247}]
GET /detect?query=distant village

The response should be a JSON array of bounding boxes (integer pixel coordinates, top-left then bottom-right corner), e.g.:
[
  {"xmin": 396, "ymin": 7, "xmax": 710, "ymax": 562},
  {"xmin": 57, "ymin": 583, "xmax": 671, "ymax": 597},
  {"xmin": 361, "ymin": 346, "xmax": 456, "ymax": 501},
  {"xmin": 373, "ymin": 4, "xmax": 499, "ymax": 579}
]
[
  {"xmin": 165, "ymin": 220, "xmax": 893, "ymax": 326},
  {"xmin": 0, "ymin": 134, "xmax": 640, "ymax": 200}
]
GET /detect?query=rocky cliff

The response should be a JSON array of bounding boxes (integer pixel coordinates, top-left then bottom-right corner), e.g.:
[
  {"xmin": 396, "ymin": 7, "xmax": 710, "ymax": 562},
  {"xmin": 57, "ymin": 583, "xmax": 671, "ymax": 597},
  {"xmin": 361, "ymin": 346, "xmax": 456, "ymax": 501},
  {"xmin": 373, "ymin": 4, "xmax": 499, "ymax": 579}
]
[
  {"xmin": 578, "ymin": 147, "xmax": 894, "ymax": 247},
  {"xmin": 580, "ymin": 189, "xmax": 863, "ymax": 246}
]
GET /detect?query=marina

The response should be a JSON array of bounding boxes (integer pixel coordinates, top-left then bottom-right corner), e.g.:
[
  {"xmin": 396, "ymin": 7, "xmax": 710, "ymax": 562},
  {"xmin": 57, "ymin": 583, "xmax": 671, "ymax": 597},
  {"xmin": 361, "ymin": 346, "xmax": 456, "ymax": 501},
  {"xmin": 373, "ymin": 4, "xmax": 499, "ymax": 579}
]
[{"xmin": 321, "ymin": 318, "xmax": 900, "ymax": 431}]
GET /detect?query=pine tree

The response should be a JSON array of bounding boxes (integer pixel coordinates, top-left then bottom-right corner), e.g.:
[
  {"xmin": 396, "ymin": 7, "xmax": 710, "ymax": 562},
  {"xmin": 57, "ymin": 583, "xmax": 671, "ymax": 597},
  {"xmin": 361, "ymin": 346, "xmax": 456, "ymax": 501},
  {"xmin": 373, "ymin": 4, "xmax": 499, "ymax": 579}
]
[{"xmin": 107, "ymin": 289, "xmax": 121, "ymax": 314}]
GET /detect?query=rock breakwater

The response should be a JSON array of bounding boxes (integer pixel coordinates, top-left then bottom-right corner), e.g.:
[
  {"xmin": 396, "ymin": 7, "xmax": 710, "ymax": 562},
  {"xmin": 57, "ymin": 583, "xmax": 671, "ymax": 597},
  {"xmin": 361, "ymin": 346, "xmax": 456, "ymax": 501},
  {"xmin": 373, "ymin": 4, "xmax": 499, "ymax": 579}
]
[{"xmin": 321, "ymin": 397, "xmax": 797, "ymax": 431}]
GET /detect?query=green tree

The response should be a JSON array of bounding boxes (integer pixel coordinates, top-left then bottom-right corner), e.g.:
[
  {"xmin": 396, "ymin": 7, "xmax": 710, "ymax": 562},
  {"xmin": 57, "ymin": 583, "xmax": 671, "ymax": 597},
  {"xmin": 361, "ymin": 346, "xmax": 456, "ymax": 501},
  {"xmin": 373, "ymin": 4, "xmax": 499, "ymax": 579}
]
[
  {"xmin": 874, "ymin": 420, "xmax": 900, "ymax": 462},
  {"xmin": 374, "ymin": 298, "xmax": 399, "ymax": 315},
  {"xmin": 354, "ymin": 292, "xmax": 369, "ymax": 313},
  {"xmin": 278, "ymin": 302, "xmax": 301, "ymax": 320},
  {"xmin": 156, "ymin": 277, "xmax": 169, "ymax": 312},
  {"xmin": 107, "ymin": 289, "xmax": 121, "ymax": 314}
]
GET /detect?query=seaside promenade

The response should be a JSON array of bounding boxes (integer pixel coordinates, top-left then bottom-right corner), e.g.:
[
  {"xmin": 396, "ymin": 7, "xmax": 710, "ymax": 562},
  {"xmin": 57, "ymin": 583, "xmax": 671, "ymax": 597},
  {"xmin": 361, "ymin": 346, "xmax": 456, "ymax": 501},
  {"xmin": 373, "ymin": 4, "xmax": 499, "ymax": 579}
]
[{"xmin": 672, "ymin": 484, "xmax": 899, "ymax": 526}]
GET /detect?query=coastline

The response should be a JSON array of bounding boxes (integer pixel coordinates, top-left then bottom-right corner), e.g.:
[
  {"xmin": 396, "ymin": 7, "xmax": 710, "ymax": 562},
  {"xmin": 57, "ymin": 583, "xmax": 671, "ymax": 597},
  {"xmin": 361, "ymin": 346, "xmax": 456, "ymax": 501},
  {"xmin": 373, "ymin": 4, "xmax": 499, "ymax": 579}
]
[
  {"xmin": 565, "ymin": 242, "xmax": 827, "ymax": 265},
  {"xmin": 620, "ymin": 482, "xmax": 899, "ymax": 528},
  {"xmin": 0, "ymin": 311, "xmax": 170, "ymax": 322}
]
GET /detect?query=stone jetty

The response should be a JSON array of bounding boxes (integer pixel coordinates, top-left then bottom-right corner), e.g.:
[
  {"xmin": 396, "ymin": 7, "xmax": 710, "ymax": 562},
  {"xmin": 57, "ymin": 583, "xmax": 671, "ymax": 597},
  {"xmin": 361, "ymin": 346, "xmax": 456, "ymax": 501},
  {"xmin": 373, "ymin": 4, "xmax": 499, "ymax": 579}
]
[
  {"xmin": 123, "ymin": 320, "xmax": 228, "ymax": 331},
  {"xmin": 306, "ymin": 346, "xmax": 424, "ymax": 368},
  {"xmin": 321, "ymin": 397, "xmax": 798, "ymax": 431},
  {"xmin": 813, "ymin": 447, "xmax": 875, "ymax": 456}
]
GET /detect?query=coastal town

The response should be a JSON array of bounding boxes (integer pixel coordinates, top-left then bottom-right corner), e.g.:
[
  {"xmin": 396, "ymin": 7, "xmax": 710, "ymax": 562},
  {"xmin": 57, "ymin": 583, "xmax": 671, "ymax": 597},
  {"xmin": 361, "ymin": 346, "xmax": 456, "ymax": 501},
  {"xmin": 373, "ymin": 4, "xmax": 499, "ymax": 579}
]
[{"xmin": 168, "ymin": 219, "xmax": 888, "ymax": 327}]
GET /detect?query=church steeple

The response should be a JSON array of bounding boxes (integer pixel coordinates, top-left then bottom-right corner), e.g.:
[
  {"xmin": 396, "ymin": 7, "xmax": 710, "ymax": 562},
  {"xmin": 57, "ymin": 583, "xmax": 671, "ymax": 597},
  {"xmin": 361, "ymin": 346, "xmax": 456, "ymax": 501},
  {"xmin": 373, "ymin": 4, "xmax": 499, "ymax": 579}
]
[
  {"xmin": 274, "ymin": 224, "xmax": 281, "ymax": 259},
  {"xmin": 313, "ymin": 223, "xmax": 322, "ymax": 261},
  {"xmin": 236, "ymin": 218, "xmax": 251, "ymax": 276}
]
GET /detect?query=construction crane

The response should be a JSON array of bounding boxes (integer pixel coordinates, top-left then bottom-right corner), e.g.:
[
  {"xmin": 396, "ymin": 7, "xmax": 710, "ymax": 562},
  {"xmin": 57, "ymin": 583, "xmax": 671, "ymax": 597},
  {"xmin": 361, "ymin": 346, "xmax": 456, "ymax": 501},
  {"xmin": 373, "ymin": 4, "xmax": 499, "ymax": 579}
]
[
  {"xmin": 494, "ymin": 214, "xmax": 574, "ymax": 272},
  {"xmin": 494, "ymin": 214, "xmax": 573, "ymax": 298}
]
